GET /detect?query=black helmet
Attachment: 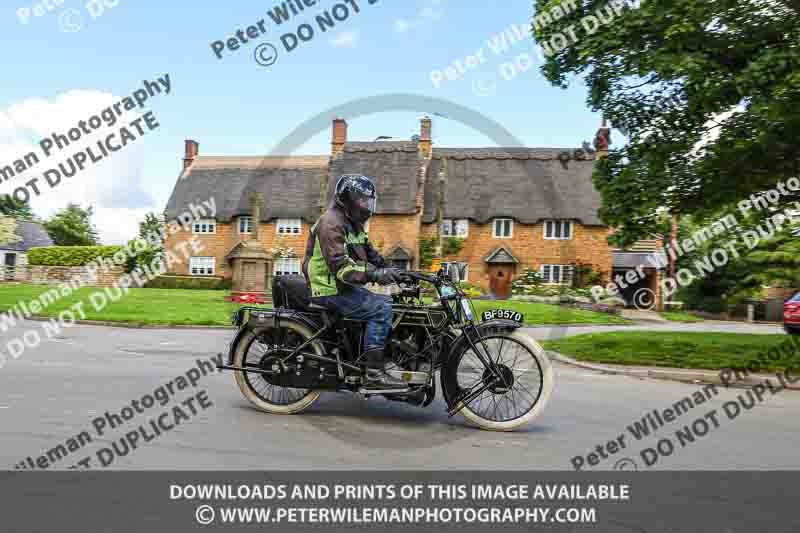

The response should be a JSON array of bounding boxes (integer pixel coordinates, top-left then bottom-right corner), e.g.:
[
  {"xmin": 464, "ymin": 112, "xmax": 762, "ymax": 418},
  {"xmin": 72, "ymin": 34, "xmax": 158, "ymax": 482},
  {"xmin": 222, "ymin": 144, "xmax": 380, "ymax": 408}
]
[{"xmin": 334, "ymin": 174, "xmax": 377, "ymax": 224}]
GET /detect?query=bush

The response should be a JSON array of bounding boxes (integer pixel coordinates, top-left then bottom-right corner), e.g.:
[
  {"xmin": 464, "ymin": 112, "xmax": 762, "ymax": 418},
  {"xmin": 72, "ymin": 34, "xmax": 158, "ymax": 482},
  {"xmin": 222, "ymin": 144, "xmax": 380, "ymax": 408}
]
[
  {"xmin": 28, "ymin": 245, "xmax": 123, "ymax": 267},
  {"xmin": 144, "ymin": 275, "xmax": 231, "ymax": 290},
  {"xmin": 458, "ymin": 281, "xmax": 486, "ymax": 298},
  {"xmin": 123, "ymin": 239, "xmax": 162, "ymax": 274},
  {"xmin": 511, "ymin": 268, "xmax": 544, "ymax": 295}
]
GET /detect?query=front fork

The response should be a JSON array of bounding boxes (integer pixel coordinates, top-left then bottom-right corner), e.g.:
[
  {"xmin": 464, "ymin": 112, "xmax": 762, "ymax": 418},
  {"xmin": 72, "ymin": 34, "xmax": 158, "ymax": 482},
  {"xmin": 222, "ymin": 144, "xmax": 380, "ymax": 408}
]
[{"xmin": 445, "ymin": 324, "xmax": 513, "ymax": 417}]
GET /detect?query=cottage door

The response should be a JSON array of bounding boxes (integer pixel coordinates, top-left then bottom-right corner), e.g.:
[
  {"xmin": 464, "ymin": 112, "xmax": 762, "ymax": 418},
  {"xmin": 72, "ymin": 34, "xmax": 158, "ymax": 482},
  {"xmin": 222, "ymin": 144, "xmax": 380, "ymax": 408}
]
[{"xmin": 488, "ymin": 265, "xmax": 513, "ymax": 299}]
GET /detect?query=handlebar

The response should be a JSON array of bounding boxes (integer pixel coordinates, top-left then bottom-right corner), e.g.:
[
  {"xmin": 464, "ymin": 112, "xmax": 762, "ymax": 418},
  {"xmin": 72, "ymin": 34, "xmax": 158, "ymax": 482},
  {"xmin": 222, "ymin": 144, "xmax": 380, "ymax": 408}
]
[{"xmin": 399, "ymin": 271, "xmax": 439, "ymax": 285}]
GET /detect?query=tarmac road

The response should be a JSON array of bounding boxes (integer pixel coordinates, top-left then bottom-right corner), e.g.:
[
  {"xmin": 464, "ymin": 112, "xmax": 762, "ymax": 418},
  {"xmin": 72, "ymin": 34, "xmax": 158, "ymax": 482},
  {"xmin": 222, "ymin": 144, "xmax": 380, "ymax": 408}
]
[{"xmin": 0, "ymin": 319, "xmax": 796, "ymax": 470}]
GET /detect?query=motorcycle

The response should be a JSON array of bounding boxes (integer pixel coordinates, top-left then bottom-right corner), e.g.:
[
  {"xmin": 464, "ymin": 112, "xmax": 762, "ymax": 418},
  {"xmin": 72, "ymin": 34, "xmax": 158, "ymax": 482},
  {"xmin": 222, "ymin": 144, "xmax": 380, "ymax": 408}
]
[{"xmin": 217, "ymin": 265, "xmax": 554, "ymax": 431}]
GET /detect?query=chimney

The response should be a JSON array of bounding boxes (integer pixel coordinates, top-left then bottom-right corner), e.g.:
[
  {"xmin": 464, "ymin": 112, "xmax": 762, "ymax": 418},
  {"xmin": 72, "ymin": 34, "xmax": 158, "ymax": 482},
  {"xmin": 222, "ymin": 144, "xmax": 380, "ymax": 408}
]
[
  {"xmin": 332, "ymin": 118, "xmax": 347, "ymax": 156},
  {"xmin": 419, "ymin": 116, "xmax": 432, "ymax": 159},
  {"xmin": 183, "ymin": 140, "xmax": 199, "ymax": 169},
  {"xmin": 250, "ymin": 192, "xmax": 264, "ymax": 242},
  {"xmin": 593, "ymin": 118, "xmax": 611, "ymax": 160}
]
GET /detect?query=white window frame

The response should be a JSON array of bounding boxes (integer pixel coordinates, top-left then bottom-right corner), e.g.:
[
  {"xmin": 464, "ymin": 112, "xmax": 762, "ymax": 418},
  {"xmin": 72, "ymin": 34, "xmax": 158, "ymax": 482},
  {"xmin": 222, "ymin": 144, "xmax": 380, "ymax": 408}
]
[
  {"xmin": 190, "ymin": 257, "xmax": 215, "ymax": 276},
  {"xmin": 540, "ymin": 264, "xmax": 574, "ymax": 284},
  {"xmin": 461, "ymin": 264, "xmax": 469, "ymax": 282},
  {"xmin": 442, "ymin": 219, "xmax": 469, "ymax": 238},
  {"xmin": 276, "ymin": 218, "xmax": 302, "ymax": 235},
  {"xmin": 492, "ymin": 218, "xmax": 513, "ymax": 239},
  {"xmin": 544, "ymin": 220, "xmax": 573, "ymax": 240},
  {"xmin": 273, "ymin": 257, "xmax": 301, "ymax": 276},
  {"xmin": 441, "ymin": 219, "xmax": 453, "ymax": 237},
  {"xmin": 192, "ymin": 219, "xmax": 216, "ymax": 234},
  {"xmin": 239, "ymin": 216, "xmax": 253, "ymax": 234}
]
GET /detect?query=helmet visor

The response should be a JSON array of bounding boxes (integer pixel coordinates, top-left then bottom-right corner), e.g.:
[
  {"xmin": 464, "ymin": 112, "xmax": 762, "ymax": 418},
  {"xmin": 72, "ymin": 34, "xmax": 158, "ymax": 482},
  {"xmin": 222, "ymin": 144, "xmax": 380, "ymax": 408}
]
[{"xmin": 352, "ymin": 192, "xmax": 377, "ymax": 216}]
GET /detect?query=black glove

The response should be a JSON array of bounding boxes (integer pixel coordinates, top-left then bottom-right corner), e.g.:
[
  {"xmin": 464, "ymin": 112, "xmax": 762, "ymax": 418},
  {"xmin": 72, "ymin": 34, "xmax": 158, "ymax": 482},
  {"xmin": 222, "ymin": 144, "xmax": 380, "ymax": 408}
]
[{"xmin": 367, "ymin": 267, "xmax": 402, "ymax": 285}]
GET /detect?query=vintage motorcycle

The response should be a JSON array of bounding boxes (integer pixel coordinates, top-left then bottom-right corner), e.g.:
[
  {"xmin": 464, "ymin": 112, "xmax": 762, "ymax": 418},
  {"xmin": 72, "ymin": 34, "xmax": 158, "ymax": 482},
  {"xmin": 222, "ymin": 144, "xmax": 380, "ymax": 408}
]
[{"xmin": 218, "ymin": 266, "xmax": 553, "ymax": 431}]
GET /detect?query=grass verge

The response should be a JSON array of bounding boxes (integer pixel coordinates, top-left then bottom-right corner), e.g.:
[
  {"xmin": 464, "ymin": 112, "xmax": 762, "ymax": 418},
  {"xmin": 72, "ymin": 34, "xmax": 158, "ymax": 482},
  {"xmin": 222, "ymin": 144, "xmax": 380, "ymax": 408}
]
[
  {"xmin": 0, "ymin": 284, "xmax": 629, "ymax": 327},
  {"xmin": 661, "ymin": 311, "xmax": 704, "ymax": 322},
  {"xmin": 543, "ymin": 331, "xmax": 796, "ymax": 371}
]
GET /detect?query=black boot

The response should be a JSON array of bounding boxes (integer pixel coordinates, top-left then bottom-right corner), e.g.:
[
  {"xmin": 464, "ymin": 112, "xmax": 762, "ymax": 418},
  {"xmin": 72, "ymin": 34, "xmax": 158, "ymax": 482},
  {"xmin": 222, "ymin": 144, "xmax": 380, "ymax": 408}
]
[{"xmin": 360, "ymin": 348, "xmax": 407, "ymax": 390}]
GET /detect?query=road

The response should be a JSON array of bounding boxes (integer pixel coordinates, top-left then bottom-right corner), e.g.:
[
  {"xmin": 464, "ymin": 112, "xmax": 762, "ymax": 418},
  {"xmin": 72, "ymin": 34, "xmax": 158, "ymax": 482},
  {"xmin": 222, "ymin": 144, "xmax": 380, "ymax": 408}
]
[{"xmin": 0, "ymin": 319, "xmax": 796, "ymax": 470}]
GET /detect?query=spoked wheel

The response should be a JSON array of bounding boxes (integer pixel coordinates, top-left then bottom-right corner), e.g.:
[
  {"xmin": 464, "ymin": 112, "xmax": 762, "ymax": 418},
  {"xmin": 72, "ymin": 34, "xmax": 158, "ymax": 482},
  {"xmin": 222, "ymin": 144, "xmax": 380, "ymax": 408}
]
[
  {"xmin": 445, "ymin": 330, "xmax": 553, "ymax": 431},
  {"xmin": 232, "ymin": 321, "xmax": 321, "ymax": 415}
]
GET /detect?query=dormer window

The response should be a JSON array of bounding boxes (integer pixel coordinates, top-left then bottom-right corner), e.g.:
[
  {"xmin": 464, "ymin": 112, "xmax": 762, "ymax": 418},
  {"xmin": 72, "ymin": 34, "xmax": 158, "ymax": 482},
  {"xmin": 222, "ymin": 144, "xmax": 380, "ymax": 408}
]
[
  {"xmin": 442, "ymin": 219, "xmax": 469, "ymax": 238},
  {"xmin": 192, "ymin": 219, "xmax": 216, "ymax": 234},
  {"xmin": 277, "ymin": 218, "xmax": 302, "ymax": 235},
  {"xmin": 544, "ymin": 220, "xmax": 573, "ymax": 240},
  {"xmin": 492, "ymin": 218, "xmax": 513, "ymax": 239},
  {"xmin": 239, "ymin": 216, "xmax": 253, "ymax": 234}
]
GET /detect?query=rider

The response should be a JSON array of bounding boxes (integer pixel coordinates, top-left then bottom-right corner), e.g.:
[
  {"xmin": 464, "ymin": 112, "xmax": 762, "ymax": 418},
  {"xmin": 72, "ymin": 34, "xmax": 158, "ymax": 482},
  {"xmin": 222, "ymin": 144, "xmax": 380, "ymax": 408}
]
[{"xmin": 303, "ymin": 174, "xmax": 406, "ymax": 389}]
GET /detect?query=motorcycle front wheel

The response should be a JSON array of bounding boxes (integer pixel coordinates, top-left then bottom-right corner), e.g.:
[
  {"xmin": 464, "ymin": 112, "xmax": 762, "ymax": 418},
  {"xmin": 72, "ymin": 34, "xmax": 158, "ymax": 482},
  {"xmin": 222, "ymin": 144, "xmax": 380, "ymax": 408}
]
[
  {"xmin": 232, "ymin": 320, "xmax": 321, "ymax": 415},
  {"xmin": 443, "ymin": 330, "xmax": 553, "ymax": 431}
]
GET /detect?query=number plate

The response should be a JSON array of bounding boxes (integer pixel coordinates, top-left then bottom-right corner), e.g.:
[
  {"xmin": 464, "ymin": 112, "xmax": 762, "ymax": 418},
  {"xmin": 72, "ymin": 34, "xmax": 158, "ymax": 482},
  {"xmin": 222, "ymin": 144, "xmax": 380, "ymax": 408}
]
[{"xmin": 482, "ymin": 309, "xmax": 524, "ymax": 324}]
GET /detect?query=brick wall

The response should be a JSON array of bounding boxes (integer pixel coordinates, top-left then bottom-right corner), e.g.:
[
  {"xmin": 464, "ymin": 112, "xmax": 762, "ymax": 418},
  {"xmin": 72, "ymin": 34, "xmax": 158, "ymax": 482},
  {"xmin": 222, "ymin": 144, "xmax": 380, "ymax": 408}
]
[
  {"xmin": 367, "ymin": 214, "xmax": 422, "ymax": 268},
  {"xmin": 421, "ymin": 220, "xmax": 613, "ymax": 288},
  {"xmin": 164, "ymin": 220, "xmax": 310, "ymax": 278},
  {"xmin": 165, "ymin": 217, "xmax": 614, "ymax": 290}
]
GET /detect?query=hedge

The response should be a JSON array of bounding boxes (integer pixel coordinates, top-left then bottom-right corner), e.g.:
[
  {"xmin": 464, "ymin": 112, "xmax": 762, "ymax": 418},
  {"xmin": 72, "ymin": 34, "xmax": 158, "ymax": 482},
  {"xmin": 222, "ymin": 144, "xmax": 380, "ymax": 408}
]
[
  {"xmin": 27, "ymin": 246, "xmax": 124, "ymax": 267},
  {"xmin": 144, "ymin": 275, "xmax": 232, "ymax": 290}
]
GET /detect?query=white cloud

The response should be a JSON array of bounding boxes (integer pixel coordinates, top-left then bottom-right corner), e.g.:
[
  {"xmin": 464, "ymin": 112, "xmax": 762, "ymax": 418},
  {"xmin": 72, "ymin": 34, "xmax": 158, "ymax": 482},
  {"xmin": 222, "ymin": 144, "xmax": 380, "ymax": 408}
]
[
  {"xmin": 0, "ymin": 90, "xmax": 157, "ymax": 245},
  {"xmin": 331, "ymin": 30, "xmax": 359, "ymax": 48},
  {"xmin": 394, "ymin": 0, "xmax": 444, "ymax": 33}
]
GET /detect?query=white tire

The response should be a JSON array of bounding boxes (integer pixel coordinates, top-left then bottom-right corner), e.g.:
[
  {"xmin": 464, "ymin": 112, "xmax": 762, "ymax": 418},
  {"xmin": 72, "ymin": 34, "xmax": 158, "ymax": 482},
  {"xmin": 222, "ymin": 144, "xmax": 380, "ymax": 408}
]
[
  {"xmin": 232, "ymin": 320, "xmax": 321, "ymax": 415},
  {"xmin": 455, "ymin": 330, "xmax": 554, "ymax": 431}
]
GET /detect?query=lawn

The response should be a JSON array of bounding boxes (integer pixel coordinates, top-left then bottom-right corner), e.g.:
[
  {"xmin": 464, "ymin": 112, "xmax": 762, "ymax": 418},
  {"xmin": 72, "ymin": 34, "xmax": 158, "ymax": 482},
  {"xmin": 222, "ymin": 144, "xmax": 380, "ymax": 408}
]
[
  {"xmin": 0, "ymin": 284, "xmax": 270, "ymax": 326},
  {"xmin": 0, "ymin": 283, "xmax": 628, "ymax": 326},
  {"xmin": 661, "ymin": 311, "xmax": 704, "ymax": 322},
  {"xmin": 543, "ymin": 331, "xmax": 796, "ymax": 371}
]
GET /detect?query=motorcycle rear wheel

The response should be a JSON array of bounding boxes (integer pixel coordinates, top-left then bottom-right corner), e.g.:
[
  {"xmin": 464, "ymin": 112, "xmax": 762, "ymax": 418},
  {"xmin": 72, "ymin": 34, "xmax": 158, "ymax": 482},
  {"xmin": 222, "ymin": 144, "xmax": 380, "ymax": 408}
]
[
  {"xmin": 444, "ymin": 330, "xmax": 553, "ymax": 431},
  {"xmin": 232, "ymin": 320, "xmax": 321, "ymax": 415}
]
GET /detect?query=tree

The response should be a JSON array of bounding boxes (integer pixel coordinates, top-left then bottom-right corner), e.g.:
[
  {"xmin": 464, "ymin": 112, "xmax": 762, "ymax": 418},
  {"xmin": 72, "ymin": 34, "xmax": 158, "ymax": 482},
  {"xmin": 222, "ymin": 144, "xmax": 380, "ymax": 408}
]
[
  {"xmin": 532, "ymin": 0, "xmax": 800, "ymax": 245},
  {"xmin": 124, "ymin": 212, "xmax": 165, "ymax": 274},
  {"xmin": 0, "ymin": 216, "xmax": 21, "ymax": 246},
  {"xmin": 138, "ymin": 212, "xmax": 164, "ymax": 242},
  {"xmin": 742, "ymin": 225, "xmax": 800, "ymax": 288},
  {"xmin": 43, "ymin": 204, "xmax": 99, "ymax": 246},
  {"xmin": 0, "ymin": 197, "xmax": 35, "ymax": 221}
]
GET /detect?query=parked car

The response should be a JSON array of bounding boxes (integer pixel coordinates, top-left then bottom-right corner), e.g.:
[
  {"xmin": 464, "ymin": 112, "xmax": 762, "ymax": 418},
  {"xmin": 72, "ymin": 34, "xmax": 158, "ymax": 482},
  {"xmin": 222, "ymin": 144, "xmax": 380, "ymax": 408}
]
[{"xmin": 784, "ymin": 292, "xmax": 800, "ymax": 334}]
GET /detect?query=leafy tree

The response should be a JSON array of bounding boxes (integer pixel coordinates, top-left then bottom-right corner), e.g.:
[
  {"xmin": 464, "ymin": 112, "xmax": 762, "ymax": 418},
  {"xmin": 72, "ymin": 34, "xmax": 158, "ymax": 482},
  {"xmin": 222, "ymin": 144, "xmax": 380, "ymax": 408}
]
[
  {"xmin": 0, "ymin": 197, "xmax": 35, "ymax": 221},
  {"xmin": 532, "ymin": 0, "xmax": 800, "ymax": 245},
  {"xmin": 124, "ymin": 212, "xmax": 165, "ymax": 274},
  {"xmin": 43, "ymin": 204, "xmax": 99, "ymax": 246},
  {"xmin": 741, "ymin": 225, "xmax": 800, "ymax": 288},
  {"xmin": 0, "ymin": 216, "xmax": 21, "ymax": 246},
  {"xmin": 138, "ymin": 212, "xmax": 164, "ymax": 243}
]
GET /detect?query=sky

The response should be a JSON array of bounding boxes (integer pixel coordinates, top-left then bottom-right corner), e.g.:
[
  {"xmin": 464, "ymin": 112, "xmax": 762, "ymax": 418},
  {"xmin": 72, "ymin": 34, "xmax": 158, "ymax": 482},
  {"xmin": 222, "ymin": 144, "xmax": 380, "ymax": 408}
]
[{"xmin": 0, "ymin": 0, "xmax": 606, "ymax": 244}]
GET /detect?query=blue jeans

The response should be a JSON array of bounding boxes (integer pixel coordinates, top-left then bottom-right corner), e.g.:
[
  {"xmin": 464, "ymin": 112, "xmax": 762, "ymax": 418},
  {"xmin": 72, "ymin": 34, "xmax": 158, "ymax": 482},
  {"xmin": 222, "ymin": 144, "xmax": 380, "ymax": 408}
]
[{"xmin": 313, "ymin": 286, "xmax": 393, "ymax": 352}]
